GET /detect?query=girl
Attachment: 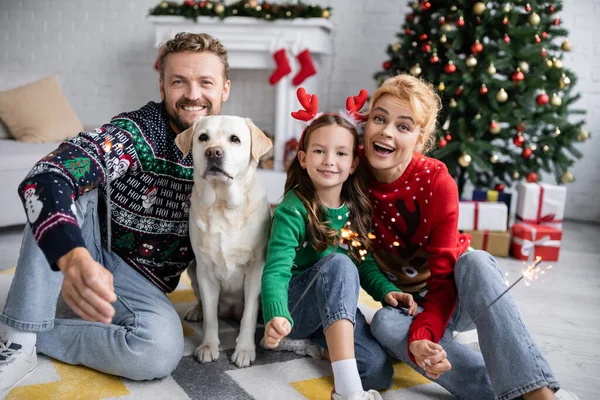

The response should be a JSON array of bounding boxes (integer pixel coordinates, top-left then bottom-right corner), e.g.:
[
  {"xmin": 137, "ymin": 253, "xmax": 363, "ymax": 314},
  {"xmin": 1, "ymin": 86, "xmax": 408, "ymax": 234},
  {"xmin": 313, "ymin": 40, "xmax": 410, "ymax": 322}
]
[
  {"xmin": 261, "ymin": 88, "xmax": 417, "ymax": 400},
  {"xmin": 364, "ymin": 74, "xmax": 575, "ymax": 400}
]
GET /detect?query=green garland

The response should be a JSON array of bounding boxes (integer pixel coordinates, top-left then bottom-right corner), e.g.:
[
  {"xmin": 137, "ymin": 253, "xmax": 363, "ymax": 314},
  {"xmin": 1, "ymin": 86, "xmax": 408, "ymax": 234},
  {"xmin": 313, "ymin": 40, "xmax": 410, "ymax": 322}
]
[{"xmin": 149, "ymin": 0, "xmax": 332, "ymax": 22}]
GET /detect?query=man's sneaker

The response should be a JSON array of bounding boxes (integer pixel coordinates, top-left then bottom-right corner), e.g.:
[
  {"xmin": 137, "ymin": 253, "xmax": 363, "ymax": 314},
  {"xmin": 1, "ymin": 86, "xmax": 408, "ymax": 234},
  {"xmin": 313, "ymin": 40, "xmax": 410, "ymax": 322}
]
[
  {"xmin": 331, "ymin": 389, "xmax": 383, "ymax": 400},
  {"xmin": 555, "ymin": 389, "xmax": 580, "ymax": 400},
  {"xmin": 0, "ymin": 341, "xmax": 37, "ymax": 399}
]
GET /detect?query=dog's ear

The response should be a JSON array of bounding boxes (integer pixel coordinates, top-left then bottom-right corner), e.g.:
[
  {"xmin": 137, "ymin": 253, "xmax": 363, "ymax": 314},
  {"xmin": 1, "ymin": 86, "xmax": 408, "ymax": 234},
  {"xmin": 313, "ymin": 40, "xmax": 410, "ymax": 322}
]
[
  {"xmin": 245, "ymin": 119, "xmax": 273, "ymax": 164},
  {"xmin": 175, "ymin": 126, "xmax": 195, "ymax": 158}
]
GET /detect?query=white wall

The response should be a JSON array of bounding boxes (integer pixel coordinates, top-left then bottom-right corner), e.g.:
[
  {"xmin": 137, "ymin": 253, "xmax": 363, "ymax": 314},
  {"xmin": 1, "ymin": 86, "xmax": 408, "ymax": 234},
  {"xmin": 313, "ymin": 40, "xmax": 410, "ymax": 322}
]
[{"xmin": 1, "ymin": 0, "xmax": 598, "ymax": 221}]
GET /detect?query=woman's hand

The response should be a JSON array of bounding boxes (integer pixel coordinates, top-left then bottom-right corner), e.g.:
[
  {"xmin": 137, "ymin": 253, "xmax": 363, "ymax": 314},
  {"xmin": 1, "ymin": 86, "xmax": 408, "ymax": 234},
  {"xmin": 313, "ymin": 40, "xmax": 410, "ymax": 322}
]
[
  {"xmin": 263, "ymin": 317, "xmax": 292, "ymax": 349},
  {"xmin": 409, "ymin": 339, "xmax": 452, "ymax": 379},
  {"xmin": 384, "ymin": 291, "xmax": 418, "ymax": 316}
]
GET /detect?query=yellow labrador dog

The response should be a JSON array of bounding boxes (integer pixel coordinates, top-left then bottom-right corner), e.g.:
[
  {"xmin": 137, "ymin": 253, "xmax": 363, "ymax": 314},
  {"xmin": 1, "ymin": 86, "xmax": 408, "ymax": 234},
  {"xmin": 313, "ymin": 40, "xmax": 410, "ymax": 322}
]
[{"xmin": 176, "ymin": 116, "xmax": 273, "ymax": 368}]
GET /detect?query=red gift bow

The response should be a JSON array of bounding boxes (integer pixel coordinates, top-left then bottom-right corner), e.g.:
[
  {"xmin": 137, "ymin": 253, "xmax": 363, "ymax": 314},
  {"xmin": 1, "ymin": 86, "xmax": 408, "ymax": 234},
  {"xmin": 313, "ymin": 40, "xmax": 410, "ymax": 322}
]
[{"xmin": 513, "ymin": 225, "xmax": 561, "ymax": 261}]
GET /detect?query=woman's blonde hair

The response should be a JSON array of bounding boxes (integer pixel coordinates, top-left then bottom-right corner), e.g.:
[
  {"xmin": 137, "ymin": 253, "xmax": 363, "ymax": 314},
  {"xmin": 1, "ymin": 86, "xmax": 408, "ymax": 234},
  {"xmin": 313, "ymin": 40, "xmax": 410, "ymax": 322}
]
[{"xmin": 368, "ymin": 74, "xmax": 441, "ymax": 154}]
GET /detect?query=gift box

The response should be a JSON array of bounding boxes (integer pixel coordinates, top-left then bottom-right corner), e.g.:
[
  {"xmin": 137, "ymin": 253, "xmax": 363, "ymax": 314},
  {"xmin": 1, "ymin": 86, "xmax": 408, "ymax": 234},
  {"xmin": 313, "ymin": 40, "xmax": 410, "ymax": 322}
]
[
  {"xmin": 458, "ymin": 201, "xmax": 508, "ymax": 232},
  {"xmin": 511, "ymin": 223, "xmax": 562, "ymax": 261},
  {"xmin": 516, "ymin": 182, "xmax": 566, "ymax": 229},
  {"xmin": 464, "ymin": 230, "xmax": 510, "ymax": 257},
  {"xmin": 472, "ymin": 188, "xmax": 512, "ymax": 211}
]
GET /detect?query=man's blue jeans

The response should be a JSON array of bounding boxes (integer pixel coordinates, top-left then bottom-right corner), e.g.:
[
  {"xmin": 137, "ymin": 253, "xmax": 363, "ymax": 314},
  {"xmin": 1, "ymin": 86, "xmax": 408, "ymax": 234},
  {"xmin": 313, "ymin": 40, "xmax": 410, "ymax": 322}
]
[{"xmin": 0, "ymin": 190, "xmax": 183, "ymax": 380}]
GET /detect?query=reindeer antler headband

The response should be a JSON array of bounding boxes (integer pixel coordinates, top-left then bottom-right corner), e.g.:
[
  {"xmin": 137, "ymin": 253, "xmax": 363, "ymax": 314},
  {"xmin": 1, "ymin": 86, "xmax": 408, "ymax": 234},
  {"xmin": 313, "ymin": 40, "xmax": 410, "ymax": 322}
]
[{"xmin": 291, "ymin": 87, "xmax": 369, "ymax": 151}]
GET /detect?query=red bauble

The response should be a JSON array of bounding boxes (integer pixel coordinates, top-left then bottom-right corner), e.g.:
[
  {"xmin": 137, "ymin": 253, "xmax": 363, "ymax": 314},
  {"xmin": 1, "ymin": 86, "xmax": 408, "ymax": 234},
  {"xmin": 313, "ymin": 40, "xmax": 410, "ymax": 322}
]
[
  {"xmin": 438, "ymin": 138, "xmax": 447, "ymax": 148},
  {"xmin": 516, "ymin": 122, "xmax": 525, "ymax": 132},
  {"xmin": 490, "ymin": 121, "xmax": 498, "ymax": 130},
  {"xmin": 534, "ymin": 35, "xmax": 541, "ymax": 43},
  {"xmin": 419, "ymin": 33, "xmax": 428, "ymax": 41},
  {"xmin": 504, "ymin": 34, "xmax": 511, "ymax": 44},
  {"xmin": 541, "ymin": 48, "xmax": 548, "ymax": 57},
  {"xmin": 445, "ymin": 134, "xmax": 452, "ymax": 141},
  {"xmin": 263, "ymin": 2, "xmax": 270, "ymax": 10},
  {"xmin": 522, "ymin": 147, "xmax": 533, "ymax": 159},
  {"xmin": 549, "ymin": 5, "xmax": 556, "ymax": 13},
  {"xmin": 444, "ymin": 62, "xmax": 456, "ymax": 73},
  {"xmin": 476, "ymin": 17, "xmax": 482, "ymax": 24},
  {"xmin": 471, "ymin": 41, "xmax": 483, "ymax": 54},
  {"xmin": 430, "ymin": 54, "xmax": 439, "ymax": 63},
  {"xmin": 513, "ymin": 134, "xmax": 525, "ymax": 147},
  {"xmin": 512, "ymin": 70, "xmax": 525, "ymax": 82},
  {"xmin": 383, "ymin": 61, "xmax": 392, "ymax": 70},
  {"xmin": 456, "ymin": 17, "xmax": 465, "ymax": 27},
  {"xmin": 542, "ymin": 32, "xmax": 548, "ymax": 39},
  {"xmin": 421, "ymin": 1, "xmax": 431, "ymax": 11},
  {"xmin": 455, "ymin": 85, "xmax": 463, "ymax": 96},
  {"xmin": 405, "ymin": 28, "xmax": 412, "ymax": 35},
  {"xmin": 480, "ymin": 85, "xmax": 488, "ymax": 95},
  {"xmin": 525, "ymin": 3, "xmax": 532, "ymax": 12},
  {"xmin": 554, "ymin": 18, "xmax": 560, "ymax": 26},
  {"xmin": 421, "ymin": 44, "xmax": 432, "ymax": 53},
  {"xmin": 184, "ymin": 0, "xmax": 194, "ymax": 5},
  {"xmin": 536, "ymin": 93, "xmax": 549, "ymax": 105},
  {"xmin": 495, "ymin": 184, "xmax": 505, "ymax": 191},
  {"xmin": 526, "ymin": 172, "xmax": 538, "ymax": 183},
  {"xmin": 406, "ymin": 13, "xmax": 414, "ymax": 22}
]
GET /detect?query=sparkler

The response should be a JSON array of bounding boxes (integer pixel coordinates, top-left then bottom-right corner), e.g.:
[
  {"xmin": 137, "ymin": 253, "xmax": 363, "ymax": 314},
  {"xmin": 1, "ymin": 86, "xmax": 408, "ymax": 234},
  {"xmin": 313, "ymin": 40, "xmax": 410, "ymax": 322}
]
[
  {"xmin": 442, "ymin": 256, "xmax": 550, "ymax": 350},
  {"xmin": 103, "ymin": 137, "xmax": 113, "ymax": 253}
]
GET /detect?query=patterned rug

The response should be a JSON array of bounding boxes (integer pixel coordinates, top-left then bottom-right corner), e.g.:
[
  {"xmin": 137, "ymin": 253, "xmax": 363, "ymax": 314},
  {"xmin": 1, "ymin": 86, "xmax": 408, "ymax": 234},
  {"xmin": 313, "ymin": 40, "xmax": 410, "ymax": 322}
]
[{"xmin": 0, "ymin": 267, "xmax": 454, "ymax": 400}]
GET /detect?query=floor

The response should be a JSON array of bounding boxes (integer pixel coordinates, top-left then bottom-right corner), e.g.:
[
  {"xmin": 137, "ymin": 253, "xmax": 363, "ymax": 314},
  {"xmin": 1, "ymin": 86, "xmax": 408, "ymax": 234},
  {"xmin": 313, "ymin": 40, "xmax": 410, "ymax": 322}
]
[{"xmin": 1, "ymin": 220, "xmax": 599, "ymax": 400}]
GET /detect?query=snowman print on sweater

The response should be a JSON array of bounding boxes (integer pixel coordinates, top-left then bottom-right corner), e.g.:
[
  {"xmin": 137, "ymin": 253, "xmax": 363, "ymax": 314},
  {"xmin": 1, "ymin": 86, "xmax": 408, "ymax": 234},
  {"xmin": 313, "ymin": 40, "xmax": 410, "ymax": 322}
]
[{"xmin": 23, "ymin": 183, "xmax": 44, "ymax": 223}]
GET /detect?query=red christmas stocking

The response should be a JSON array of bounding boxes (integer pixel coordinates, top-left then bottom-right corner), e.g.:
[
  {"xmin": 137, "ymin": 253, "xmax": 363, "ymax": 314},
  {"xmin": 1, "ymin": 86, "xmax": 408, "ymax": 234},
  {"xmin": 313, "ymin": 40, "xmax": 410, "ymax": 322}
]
[
  {"xmin": 269, "ymin": 48, "xmax": 292, "ymax": 85},
  {"xmin": 292, "ymin": 49, "xmax": 316, "ymax": 86}
]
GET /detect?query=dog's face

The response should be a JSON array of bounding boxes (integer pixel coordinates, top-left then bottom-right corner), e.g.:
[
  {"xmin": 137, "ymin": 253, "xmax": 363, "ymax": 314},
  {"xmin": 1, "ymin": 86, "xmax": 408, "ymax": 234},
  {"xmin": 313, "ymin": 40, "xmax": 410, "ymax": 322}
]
[{"xmin": 176, "ymin": 116, "xmax": 272, "ymax": 183}]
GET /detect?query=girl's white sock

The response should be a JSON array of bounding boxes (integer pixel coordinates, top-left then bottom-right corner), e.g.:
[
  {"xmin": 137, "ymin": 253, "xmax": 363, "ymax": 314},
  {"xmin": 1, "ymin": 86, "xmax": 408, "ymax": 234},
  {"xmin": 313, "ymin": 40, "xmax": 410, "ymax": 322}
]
[
  {"xmin": 331, "ymin": 358, "xmax": 363, "ymax": 395},
  {"xmin": 1, "ymin": 324, "xmax": 36, "ymax": 351}
]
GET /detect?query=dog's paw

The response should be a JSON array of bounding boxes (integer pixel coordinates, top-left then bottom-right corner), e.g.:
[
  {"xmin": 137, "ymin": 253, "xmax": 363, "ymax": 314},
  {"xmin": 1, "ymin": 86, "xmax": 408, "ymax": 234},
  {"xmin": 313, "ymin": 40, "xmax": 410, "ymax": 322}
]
[
  {"xmin": 195, "ymin": 343, "xmax": 219, "ymax": 363},
  {"xmin": 184, "ymin": 303, "xmax": 203, "ymax": 322},
  {"xmin": 231, "ymin": 344, "xmax": 256, "ymax": 368}
]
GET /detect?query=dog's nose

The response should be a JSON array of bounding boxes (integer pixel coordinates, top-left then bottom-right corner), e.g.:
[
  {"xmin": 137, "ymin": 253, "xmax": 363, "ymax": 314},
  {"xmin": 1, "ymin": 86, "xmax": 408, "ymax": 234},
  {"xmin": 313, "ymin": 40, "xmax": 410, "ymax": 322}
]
[{"xmin": 205, "ymin": 146, "xmax": 224, "ymax": 159}]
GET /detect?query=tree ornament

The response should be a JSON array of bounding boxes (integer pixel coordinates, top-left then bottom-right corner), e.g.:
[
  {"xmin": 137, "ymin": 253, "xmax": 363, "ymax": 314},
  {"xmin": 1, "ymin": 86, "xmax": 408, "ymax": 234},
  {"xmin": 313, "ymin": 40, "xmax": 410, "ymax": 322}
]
[
  {"xmin": 441, "ymin": 24, "xmax": 452, "ymax": 32},
  {"xmin": 536, "ymin": 92, "xmax": 549, "ymax": 105},
  {"xmin": 455, "ymin": 85, "xmax": 464, "ymax": 96},
  {"xmin": 490, "ymin": 153, "xmax": 499, "ymax": 163},
  {"xmin": 503, "ymin": 3, "xmax": 511, "ymax": 13},
  {"xmin": 475, "ymin": 113, "xmax": 482, "ymax": 119},
  {"xmin": 526, "ymin": 172, "xmax": 538, "ymax": 183},
  {"xmin": 513, "ymin": 171, "xmax": 521, "ymax": 180},
  {"xmin": 550, "ymin": 93, "xmax": 562, "ymax": 107},
  {"xmin": 534, "ymin": 34, "xmax": 541, "ymax": 44},
  {"xmin": 322, "ymin": 9, "xmax": 330, "ymax": 18},
  {"xmin": 473, "ymin": 2, "xmax": 486, "ymax": 15},
  {"xmin": 438, "ymin": 138, "xmax": 447, "ymax": 148},
  {"xmin": 554, "ymin": 17, "xmax": 560, "ymax": 26},
  {"xmin": 522, "ymin": 147, "xmax": 533, "ymax": 159},
  {"xmin": 548, "ymin": 4, "xmax": 556, "ymax": 13},
  {"xmin": 458, "ymin": 153, "xmax": 472, "ymax": 168},
  {"xmin": 444, "ymin": 61, "xmax": 456, "ymax": 73},
  {"xmin": 439, "ymin": 16, "xmax": 446, "ymax": 25},
  {"xmin": 496, "ymin": 88, "xmax": 508, "ymax": 103},
  {"xmin": 430, "ymin": 53, "xmax": 440, "ymax": 63},
  {"xmin": 466, "ymin": 55, "xmax": 478, "ymax": 68},
  {"xmin": 391, "ymin": 42, "xmax": 401, "ymax": 52},
  {"xmin": 419, "ymin": 33, "xmax": 428, "ymax": 41},
  {"xmin": 513, "ymin": 134, "xmax": 525, "ymax": 147},
  {"xmin": 183, "ymin": 0, "xmax": 194, "ymax": 5},
  {"xmin": 577, "ymin": 128, "xmax": 589, "ymax": 142},
  {"xmin": 487, "ymin": 63, "xmax": 496, "ymax": 75},
  {"xmin": 440, "ymin": 34, "xmax": 448, "ymax": 43},
  {"xmin": 553, "ymin": 58, "xmax": 563, "ymax": 69},
  {"xmin": 546, "ymin": 59, "xmax": 554, "ymax": 68},
  {"xmin": 503, "ymin": 16, "xmax": 509, "ymax": 25},
  {"xmin": 559, "ymin": 74, "xmax": 571, "ymax": 89},
  {"xmin": 449, "ymin": 98, "xmax": 457, "ymax": 108},
  {"xmin": 421, "ymin": 43, "xmax": 432, "ymax": 52},
  {"xmin": 542, "ymin": 32, "xmax": 548, "ymax": 39},
  {"xmin": 496, "ymin": 183, "xmax": 505, "ymax": 191},
  {"xmin": 490, "ymin": 120, "xmax": 501, "ymax": 134},
  {"xmin": 405, "ymin": 28, "xmax": 412, "ymax": 35},
  {"xmin": 561, "ymin": 40, "xmax": 572, "ymax": 51},
  {"xmin": 503, "ymin": 34, "xmax": 511, "ymax": 44},
  {"xmin": 480, "ymin": 84, "xmax": 488, "ymax": 95},
  {"xmin": 438, "ymin": 82, "xmax": 446, "ymax": 91},
  {"xmin": 206, "ymin": 2, "xmax": 213, "ymax": 9},
  {"xmin": 512, "ymin": 68, "xmax": 525, "ymax": 82},
  {"xmin": 516, "ymin": 121, "xmax": 526, "ymax": 132},
  {"xmin": 159, "ymin": 1, "xmax": 168, "ymax": 7},
  {"xmin": 541, "ymin": 48, "xmax": 548, "ymax": 57},
  {"xmin": 409, "ymin": 63, "xmax": 422, "ymax": 76},
  {"xmin": 553, "ymin": 127, "xmax": 561, "ymax": 137},
  {"xmin": 249, "ymin": 0, "xmax": 258, "ymax": 7},
  {"xmin": 519, "ymin": 61, "xmax": 530, "ymax": 73},
  {"xmin": 445, "ymin": 133, "xmax": 452, "ymax": 141},
  {"xmin": 382, "ymin": 61, "xmax": 392, "ymax": 69},
  {"xmin": 411, "ymin": 1, "xmax": 419, "ymax": 10},
  {"xmin": 561, "ymin": 171, "xmax": 574, "ymax": 183},
  {"xmin": 456, "ymin": 16, "xmax": 465, "ymax": 27},
  {"xmin": 421, "ymin": 1, "xmax": 431, "ymax": 11},
  {"xmin": 471, "ymin": 40, "xmax": 483, "ymax": 54},
  {"xmin": 412, "ymin": 42, "xmax": 418, "ymax": 47},
  {"xmin": 525, "ymin": 3, "xmax": 532, "ymax": 12},
  {"xmin": 528, "ymin": 12, "xmax": 540, "ymax": 25}
]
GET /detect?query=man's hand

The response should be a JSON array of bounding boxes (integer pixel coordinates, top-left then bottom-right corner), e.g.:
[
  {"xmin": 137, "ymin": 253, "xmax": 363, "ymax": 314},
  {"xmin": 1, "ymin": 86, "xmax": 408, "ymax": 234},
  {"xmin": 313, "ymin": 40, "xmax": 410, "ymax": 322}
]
[
  {"xmin": 384, "ymin": 291, "xmax": 418, "ymax": 316},
  {"xmin": 409, "ymin": 339, "xmax": 452, "ymax": 379},
  {"xmin": 263, "ymin": 317, "xmax": 291, "ymax": 349},
  {"xmin": 57, "ymin": 247, "xmax": 117, "ymax": 324}
]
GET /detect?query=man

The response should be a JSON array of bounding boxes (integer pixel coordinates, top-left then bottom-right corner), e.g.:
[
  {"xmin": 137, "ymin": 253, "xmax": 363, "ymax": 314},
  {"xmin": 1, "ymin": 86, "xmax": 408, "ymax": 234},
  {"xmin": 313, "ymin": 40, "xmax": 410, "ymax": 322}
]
[{"xmin": 0, "ymin": 32, "xmax": 230, "ymax": 396}]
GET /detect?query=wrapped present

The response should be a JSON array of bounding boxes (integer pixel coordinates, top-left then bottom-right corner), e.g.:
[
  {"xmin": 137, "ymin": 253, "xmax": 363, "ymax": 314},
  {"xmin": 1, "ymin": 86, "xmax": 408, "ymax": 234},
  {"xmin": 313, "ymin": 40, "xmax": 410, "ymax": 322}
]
[
  {"xmin": 472, "ymin": 188, "xmax": 512, "ymax": 211},
  {"xmin": 516, "ymin": 182, "xmax": 566, "ymax": 228},
  {"xmin": 464, "ymin": 230, "xmax": 510, "ymax": 257},
  {"xmin": 511, "ymin": 223, "xmax": 562, "ymax": 261},
  {"xmin": 458, "ymin": 201, "xmax": 508, "ymax": 232}
]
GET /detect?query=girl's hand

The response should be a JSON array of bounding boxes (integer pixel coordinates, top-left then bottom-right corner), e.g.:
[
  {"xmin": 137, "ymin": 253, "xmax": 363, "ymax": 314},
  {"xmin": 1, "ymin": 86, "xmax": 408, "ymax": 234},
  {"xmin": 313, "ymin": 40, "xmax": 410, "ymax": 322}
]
[
  {"xmin": 264, "ymin": 317, "xmax": 292, "ymax": 349},
  {"xmin": 384, "ymin": 291, "xmax": 418, "ymax": 316},
  {"xmin": 409, "ymin": 339, "xmax": 452, "ymax": 379}
]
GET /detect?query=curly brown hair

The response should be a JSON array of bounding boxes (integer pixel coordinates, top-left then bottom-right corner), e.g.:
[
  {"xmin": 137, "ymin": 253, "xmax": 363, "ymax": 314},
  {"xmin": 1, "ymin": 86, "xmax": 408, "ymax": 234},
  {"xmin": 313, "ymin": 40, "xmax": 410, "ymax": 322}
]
[
  {"xmin": 158, "ymin": 32, "xmax": 229, "ymax": 81},
  {"xmin": 369, "ymin": 74, "xmax": 441, "ymax": 154},
  {"xmin": 284, "ymin": 114, "xmax": 372, "ymax": 261}
]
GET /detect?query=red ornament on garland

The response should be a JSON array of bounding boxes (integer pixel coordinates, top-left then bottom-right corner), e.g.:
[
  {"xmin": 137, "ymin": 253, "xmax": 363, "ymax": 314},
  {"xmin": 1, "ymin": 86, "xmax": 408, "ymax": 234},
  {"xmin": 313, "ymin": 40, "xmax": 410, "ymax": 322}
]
[
  {"xmin": 516, "ymin": 121, "xmax": 526, "ymax": 132},
  {"xmin": 480, "ymin": 84, "xmax": 488, "ymax": 95},
  {"xmin": 421, "ymin": 1, "xmax": 431, "ymax": 11},
  {"xmin": 512, "ymin": 69, "xmax": 525, "ymax": 82},
  {"xmin": 405, "ymin": 28, "xmax": 412, "ymax": 35},
  {"xmin": 495, "ymin": 184, "xmax": 505, "ymax": 191},
  {"xmin": 513, "ymin": 134, "xmax": 525, "ymax": 147},
  {"xmin": 471, "ymin": 41, "xmax": 483, "ymax": 54},
  {"xmin": 444, "ymin": 61, "xmax": 457, "ymax": 73},
  {"xmin": 542, "ymin": 31, "xmax": 548, "ymax": 39},
  {"xmin": 525, "ymin": 3, "xmax": 532, "ymax": 12},
  {"xmin": 526, "ymin": 172, "xmax": 538, "ymax": 183},
  {"xmin": 504, "ymin": 34, "xmax": 511, "ymax": 44},
  {"xmin": 419, "ymin": 33, "xmax": 428, "ymax": 41},
  {"xmin": 455, "ymin": 85, "xmax": 464, "ymax": 96},
  {"xmin": 456, "ymin": 16, "xmax": 465, "ymax": 27},
  {"xmin": 383, "ymin": 61, "xmax": 392, "ymax": 70},
  {"xmin": 522, "ymin": 147, "xmax": 533, "ymax": 159},
  {"xmin": 541, "ymin": 48, "xmax": 548, "ymax": 57},
  {"xmin": 438, "ymin": 138, "xmax": 447, "ymax": 148},
  {"xmin": 184, "ymin": 0, "xmax": 194, "ymax": 5},
  {"xmin": 534, "ymin": 34, "xmax": 541, "ymax": 43},
  {"xmin": 554, "ymin": 18, "xmax": 560, "ymax": 26},
  {"xmin": 430, "ymin": 54, "xmax": 439, "ymax": 63},
  {"xmin": 536, "ymin": 92, "xmax": 549, "ymax": 105},
  {"xmin": 548, "ymin": 5, "xmax": 556, "ymax": 14},
  {"xmin": 406, "ymin": 13, "xmax": 415, "ymax": 22},
  {"xmin": 421, "ymin": 44, "xmax": 432, "ymax": 53},
  {"xmin": 445, "ymin": 133, "xmax": 452, "ymax": 141},
  {"xmin": 263, "ymin": 3, "xmax": 270, "ymax": 10}
]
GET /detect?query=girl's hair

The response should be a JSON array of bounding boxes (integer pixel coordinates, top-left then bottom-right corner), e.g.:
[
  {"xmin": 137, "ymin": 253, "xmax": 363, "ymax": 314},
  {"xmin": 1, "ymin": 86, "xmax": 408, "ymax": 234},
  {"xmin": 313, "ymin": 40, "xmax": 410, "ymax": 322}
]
[
  {"xmin": 284, "ymin": 114, "xmax": 372, "ymax": 261},
  {"xmin": 369, "ymin": 74, "xmax": 441, "ymax": 154}
]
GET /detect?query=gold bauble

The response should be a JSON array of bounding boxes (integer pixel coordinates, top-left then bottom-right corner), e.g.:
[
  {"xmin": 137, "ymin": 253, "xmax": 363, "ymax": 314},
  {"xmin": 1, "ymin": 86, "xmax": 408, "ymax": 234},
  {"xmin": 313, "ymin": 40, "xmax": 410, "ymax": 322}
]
[
  {"xmin": 519, "ymin": 61, "xmax": 530, "ymax": 73},
  {"xmin": 561, "ymin": 40, "xmax": 572, "ymax": 51},
  {"xmin": 559, "ymin": 74, "xmax": 571, "ymax": 88},
  {"xmin": 503, "ymin": 3, "xmax": 511, "ymax": 13},
  {"xmin": 249, "ymin": 0, "xmax": 258, "ymax": 7},
  {"xmin": 412, "ymin": 41, "xmax": 418, "ymax": 47},
  {"xmin": 487, "ymin": 63, "xmax": 496, "ymax": 75},
  {"xmin": 550, "ymin": 93, "xmax": 562, "ymax": 106},
  {"xmin": 438, "ymin": 82, "xmax": 446, "ymax": 91},
  {"xmin": 577, "ymin": 128, "xmax": 589, "ymax": 142},
  {"xmin": 561, "ymin": 171, "xmax": 574, "ymax": 183},
  {"xmin": 322, "ymin": 9, "xmax": 331, "ymax": 18},
  {"xmin": 450, "ymin": 5, "xmax": 457, "ymax": 11},
  {"xmin": 440, "ymin": 34, "xmax": 448, "ymax": 43},
  {"xmin": 473, "ymin": 2, "xmax": 486, "ymax": 15},
  {"xmin": 543, "ymin": 145, "xmax": 550, "ymax": 152},
  {"xmin": 528, "ymin": 12, "xmax": 540, "ymax": 25},
  {"xmin": 409, "ymin": 63, "xmax": 422, "ymax": 76},
  {"xmin": 513, "ymin": 171, "xmax": 520, "ymax": 180},
  {"xmin": 215, "ymin": 3, "xmax": 225, "ymax": 14},
  {"xmin": 458, "ymin": 153, "xmax": 472, "ymax": 168},
  {"xmin": 496, "ymin": 88, "xmax": 508, "ymax": 103},
  {"xmin": 206, "ymin": 2, "xmax": 213, "ymax": 9},
  {"xmin": 553, "ymin": 127, "xmax": 561, "ymax": 137},
  {"xmin": 546, "ymin": 59, "xmax": 554, "ymax": 68},
  {"xmin": 411, "ymin": 1, "xmax": 419, "ymax": 10},
  {"xmin": 490, "ymin": 120, "xmax": 501, "ymax": 134},
  {"xmin": 441, "ymin": 24, "xmax": 452, "ymax": 32},
  {"xmin": 490, "ymin": 154, "xmax": 499, "ymax": 163},
  {"xmin": 160, "ymin": 1, "xmax": 168, "ymax": 7},
  {"xmin": 553, "ymin": 58, "xmax": 563, "ymax": 69},
  {"xmin": 391, "ymin": 42, "xmax": 401, "ymax": 52},
  {"xmin": 475, "ymin": 113, "xmax": 481, "ymax": 119},
  {"xmin": 449, "ymin": 98, "xmax": 457, "ymax": 108},
  {"xmin": 466, "ymin": 55, "xmax": 478, "ymax": 68}
]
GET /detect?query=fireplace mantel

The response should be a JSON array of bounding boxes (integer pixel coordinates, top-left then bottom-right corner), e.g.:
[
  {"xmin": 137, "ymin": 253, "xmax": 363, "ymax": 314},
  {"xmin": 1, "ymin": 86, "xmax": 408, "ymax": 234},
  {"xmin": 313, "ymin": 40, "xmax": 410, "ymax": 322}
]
[{"xmin": 149, "ymin": 16, "xmax": 335, "ymax": 202}]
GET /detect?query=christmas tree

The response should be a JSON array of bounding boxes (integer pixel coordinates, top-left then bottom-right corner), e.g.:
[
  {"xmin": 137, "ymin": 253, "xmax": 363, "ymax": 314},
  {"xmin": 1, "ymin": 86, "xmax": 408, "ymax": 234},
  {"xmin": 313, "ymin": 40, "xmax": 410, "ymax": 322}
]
[{"xmin": 374, "ymin": 1, "xmax": 589, "ymax": 195}]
